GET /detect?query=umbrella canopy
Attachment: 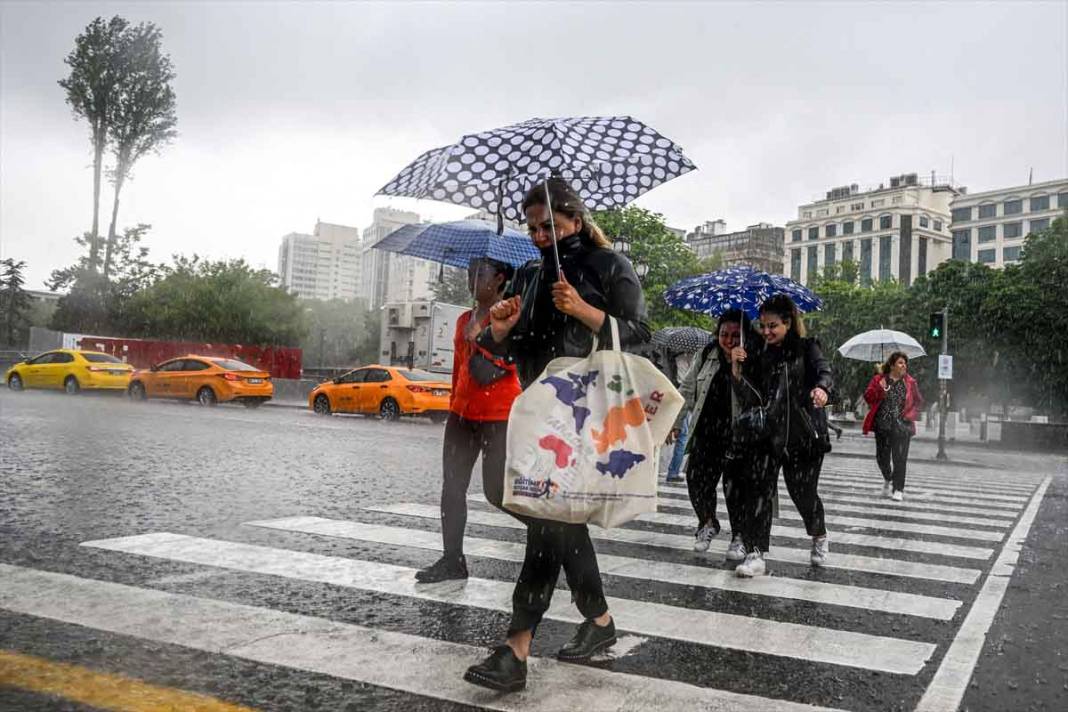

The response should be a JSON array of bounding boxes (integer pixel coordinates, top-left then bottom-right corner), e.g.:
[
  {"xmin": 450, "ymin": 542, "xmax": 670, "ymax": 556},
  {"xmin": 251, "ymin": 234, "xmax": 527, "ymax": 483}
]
[
  {"xmin": 837, "ymin": 329, "xmax": 927, "ymax": 362},
  {"xmin": 377, "ymin": 116, "xmax": 697, "ymax": 223},
  {"xmin": 651, "ymin": 326, "xmax": 714, "ymax": 353},
  {"xmin": 664, "ymin": 265, "xmax": 823, "ymax": 319},
  {"xmin": 372, "ymin": 219, "xmax": 539, "ymax": 269}
]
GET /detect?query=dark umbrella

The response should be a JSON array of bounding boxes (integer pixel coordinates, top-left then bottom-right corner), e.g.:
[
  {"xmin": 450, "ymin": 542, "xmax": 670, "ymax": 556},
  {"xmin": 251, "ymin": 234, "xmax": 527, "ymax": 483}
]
[
  {"xmin": 377, "ymin": 116, "xmax": 697, "ymax": 276},
  {"xmin": 651, "ymin": 326, "xmax": 714, "ymax": 353}
]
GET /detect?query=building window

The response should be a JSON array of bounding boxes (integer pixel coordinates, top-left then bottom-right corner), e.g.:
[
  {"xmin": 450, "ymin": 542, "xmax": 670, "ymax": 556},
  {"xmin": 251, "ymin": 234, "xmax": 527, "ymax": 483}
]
[
  {"xmin": 791, "ymin": 229, "xmax": 802, "ymax": 242},
  {"xmin": 918, "ymin": 237, "xmax": 928, "ymax": 275},
  {"xmin": 1003, "ymin": 199, "xmax": 1022, "ymax": 215},
  {"xmin": 879, "ymin": 215, "xmax": 893, "ymax": 230},
  {"xmin": 861, "ymin": 218, "xmax": 873, "ymax": 232},
  {"xmin": 843, "ymin": 221, "xmax": 854, "ymax": 235},
  {"xmin": 1029, "ymin": 218, "xmax": 1050, "ymax": 234},
  {"xmin": 951, "ymin": 207, "xmax": 972, "ymax": 222},
  {"xmin": 879, "ymin": 236, "xmax": 893, "ymax": 281},
  {"xmin": 952, "ymin": 229, "xmax": 971, "ymax": 261},
  {"xmin": 802, "ymin": 211, "xmax": 812, "ymax": 219},
  {"xmin": 808, "ymin": 227, "xmax": 819, "ymax": 240},
  {"xmin": 1003, "ymin": 245, "xmax": 1023, "ymax": 262},
  {"xmin": 891, "ymin": 196, "xmax": 903, "ymax": 205},
  {"xmin": 919, "ymin": 215, "xmax": 929, "ymax": 228},
  {"xmin": 1059, "ymin": 192, "xmax": 1068, "ymax": 209},
  {"xmin": 826, "ymin": 224, "xmax": 837, "ymax": 237},
  {"xmin": 843, "ymin": 240, "xmax": 854, "ymax": 263},
  {"xmin": 871, "ymin": 199, "xmax": 885, "ymax": 208},
  {"xmin": 817, "ymin": 208, "xmax": 829, "ymax": 217},
  {"xmin": 835, "ymin": 206, "xmax": 845, "ymax": 214},
  {"xmin": 977, "ymin": 249, "xmax": 996, "ymax": 264},
  {"xmin": 1030, "ymin": 195, "xmax": 1050, "ymax": 211},
  {"xmin": 978, "ymin": 203, "xmax": 997, "ymax": 219},
  {"xmin": 851, "ymin": 202, "xmax": 864, "ymax": 211},
  {"xmin": 977, "ymin": 225, "xmax": 997, "ymax": 243},
  {"xmin": 790, "ymin": 249, "xmax": 802, "ymax": 280},
  {"xmin": 824, "ymin": 243, "xmax": 836, "ymax": 269},
  {"xmin": 860, "ymin": 238, "xmax": 873, "ymax": 284},
  {"xmin": 933, "ymin": 220, "xmax": 943, "ymax": 231},
  {"xmin": 807, "ymin": 246, "xmax": 818, "ymax": 284},
  {"xmin": 1003, "ymin": 222, "xmax": 1023, "ymax": 239}
]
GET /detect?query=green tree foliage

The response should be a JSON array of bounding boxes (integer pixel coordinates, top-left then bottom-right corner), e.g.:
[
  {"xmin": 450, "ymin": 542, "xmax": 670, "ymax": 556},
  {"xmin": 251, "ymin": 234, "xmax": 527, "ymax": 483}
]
[
  {"xmin": 123, "ymin": 257, "xmax": 306, "ymax": 345},
  {"xmin": 300, "ymin": 298, "xmax": 374, "ymax": 368},
  {"xmin": 0, "ymin": 259, "xmax": 32, "ymax": 347},
  {"xmin": 430, "ymin": 266, "xmax": 473, "ymax": 307},
  {"xmin": 355, "ymin": 307, "xmax": 382, "ymax": 366}
]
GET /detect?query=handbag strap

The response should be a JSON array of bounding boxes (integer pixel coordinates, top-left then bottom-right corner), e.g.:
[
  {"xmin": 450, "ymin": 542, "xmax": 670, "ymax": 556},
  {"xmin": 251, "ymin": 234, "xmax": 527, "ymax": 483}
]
[{"xmin": 589, "ymin": 316, "xmax": 622, "ymax": 356}]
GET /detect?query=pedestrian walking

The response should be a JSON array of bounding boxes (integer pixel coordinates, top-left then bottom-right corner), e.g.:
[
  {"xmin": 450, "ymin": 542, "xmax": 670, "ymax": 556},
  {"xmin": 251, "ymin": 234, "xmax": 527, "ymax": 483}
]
[
  {"xmin": 730, "ymin": 294, "xmax": 834, "ymax": 577},
  {"xmin": 415, "ymin": 258, "xmax": 522, "ymax": 583},
  {"xmin": 463, "ymin": 178, "xmax": 651, "ymax": 692},
  {"xmin": 862, "ymin": 352, "xmax": 924, "ymax": 501},
  {"xmin": 664, "ymin": 351, "xmax": 694, "ymax": 484},
  {"xmin": 670, "ymin": 310, "xmax": 758, "ymax": 557}
]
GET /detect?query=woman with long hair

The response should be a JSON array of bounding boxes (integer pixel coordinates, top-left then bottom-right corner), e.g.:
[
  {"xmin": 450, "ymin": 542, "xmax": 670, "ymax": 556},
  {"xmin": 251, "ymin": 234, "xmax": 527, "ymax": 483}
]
[
  {"xmin": 463, "ymin": 177, "xmax": 651, "ymax": 692},
  {"xmin": 730, "ymin": 294, "xmax": 833, "ymax": 577},
  {"xmin": 863, "ymin": 351, "xmax": 924, "ymax": 501}
]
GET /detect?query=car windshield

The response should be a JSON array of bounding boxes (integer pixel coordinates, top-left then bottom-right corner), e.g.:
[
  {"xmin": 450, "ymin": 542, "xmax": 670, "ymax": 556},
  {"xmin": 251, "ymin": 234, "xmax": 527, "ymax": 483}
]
[
  {"xmin": 401, "ymin": 369, "xmax": 445, "ymax": 382},
  {"xmin": 82, "ymin": 353, "xmax": 123, "ymax": 364},
  {"xmin": 211, "ymin": 358, "xmax": 258, "ymax": 371}
]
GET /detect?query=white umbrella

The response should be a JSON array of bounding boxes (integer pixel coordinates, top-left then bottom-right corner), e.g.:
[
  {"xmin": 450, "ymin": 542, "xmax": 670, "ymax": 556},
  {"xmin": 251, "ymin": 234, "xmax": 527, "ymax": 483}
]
[{"xmin": 837, "ymin": 329, "xmax": 926, "ymax": 362}]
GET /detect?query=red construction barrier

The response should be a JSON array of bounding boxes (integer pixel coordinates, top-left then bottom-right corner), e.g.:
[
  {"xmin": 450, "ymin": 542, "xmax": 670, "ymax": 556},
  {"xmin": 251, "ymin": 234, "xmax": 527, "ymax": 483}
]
[{"xmin": 76, "ymin": 336, "xmax": 303, "ymax": 380}]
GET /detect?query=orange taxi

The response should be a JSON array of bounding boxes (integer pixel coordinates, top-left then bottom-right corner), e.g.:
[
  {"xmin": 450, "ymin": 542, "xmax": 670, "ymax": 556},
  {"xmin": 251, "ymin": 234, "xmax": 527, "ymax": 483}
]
[
  {"xmin": 308, "ymin": 364, "xmax": 451, "ymax": 421},
  {"xmin": 128, "ymin": 355, "xmax": 273, "ymax": 407},
  {"xmin": 5, "ymin": 348, "xmax": 133, "ymax": 394}
]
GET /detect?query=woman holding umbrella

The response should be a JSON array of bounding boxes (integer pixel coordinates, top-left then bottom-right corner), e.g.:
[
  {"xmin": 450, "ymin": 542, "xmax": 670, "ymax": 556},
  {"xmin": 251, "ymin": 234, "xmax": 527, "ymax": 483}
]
[
  {"xmin": 863, "ymin": 351, "xmax": 924, "ymax": 501},
  {"xmin": 730, "ymin": 294, "xmax": 833, "ymax": 577},
  {"xmin": 464, "ymin": 177, "xmax": 651, "ymax": 692}
]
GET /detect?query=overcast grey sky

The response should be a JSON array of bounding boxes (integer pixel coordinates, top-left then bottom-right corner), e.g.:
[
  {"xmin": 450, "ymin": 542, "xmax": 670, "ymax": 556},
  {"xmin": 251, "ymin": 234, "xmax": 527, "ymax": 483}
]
[{"xmin": 2, "ymin": 0, "xmax": 1066, "ymax": 289}]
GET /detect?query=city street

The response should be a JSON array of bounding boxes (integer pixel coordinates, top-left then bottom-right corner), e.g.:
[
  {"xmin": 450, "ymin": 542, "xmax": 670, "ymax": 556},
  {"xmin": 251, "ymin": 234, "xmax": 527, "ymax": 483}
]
[{"xmin": 1, "ymin": 389, "xmax": 1064, "ymax": 712}]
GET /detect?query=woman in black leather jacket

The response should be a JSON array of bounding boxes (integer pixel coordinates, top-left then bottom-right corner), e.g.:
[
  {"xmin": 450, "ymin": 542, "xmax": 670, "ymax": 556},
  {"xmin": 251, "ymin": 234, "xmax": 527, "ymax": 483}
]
[
  {"xmin": 730, "ymin": 294, "xmax": 833, "ymax": 578},
  {"xmin": 464, "ymin": 177, "xmax": 651, "ymax": 693}
]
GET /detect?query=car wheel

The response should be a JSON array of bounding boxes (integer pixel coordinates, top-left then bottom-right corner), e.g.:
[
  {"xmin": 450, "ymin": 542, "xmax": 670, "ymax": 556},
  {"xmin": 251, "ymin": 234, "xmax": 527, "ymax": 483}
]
[
  {"xmin": 64, "ymin": 376, "xmax": 81, "ymax": 395},
  {"xmin": 196, "ymin": 386, "xmax": 218, "ymax": 407},
  {"xmin": 429, "ymin": 412, "xmax": 448, "ymax": 424},
  {"xmin": 7, "ymin": 373, "xmax": 23, "ymax": 391},
  {"xmin": 313, "ymin": 394, "xmax": 331, "ymax": 416},
  {"xmin": 242, "ymin": 399, "xmax": 263, "ymax": 409},
  {"xmin": 128, "ymin": 381, "xmax": 147, "ymax": 401},
  {"xmin": 379, "ymin": 397, "xmax": 400, "ymax": 421}
]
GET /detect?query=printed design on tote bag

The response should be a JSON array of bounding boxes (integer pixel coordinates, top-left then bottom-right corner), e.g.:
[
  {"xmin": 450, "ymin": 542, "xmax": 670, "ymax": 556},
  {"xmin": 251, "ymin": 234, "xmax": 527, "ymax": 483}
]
[
  {"xmin": 539, "ymin": 370, "xmax": 600, "ymax": 433},
  {"xmin": 595, "ymin": 449, "xmax": 646, "ymax": 479},
  {"xmin": 538, "ymin": 435, "xmax": 574, "ymax": 468},
  {"xmin": 512, "ymin": 475, "xmax": 560, "ymax": 499},
  {"xmin": 591, "ymin": 397, "xmax": 645, "ymax": 454}
]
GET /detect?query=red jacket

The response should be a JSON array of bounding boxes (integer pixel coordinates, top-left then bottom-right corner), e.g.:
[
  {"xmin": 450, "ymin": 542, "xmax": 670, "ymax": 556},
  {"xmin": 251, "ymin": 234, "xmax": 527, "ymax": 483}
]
[
  {"xmin": 862, "ymin": 373, "xmax": 924, "ymax": 435},
  {"xmin": 449, "ymin": 310, "xmax": 521, "ymax": 422}
]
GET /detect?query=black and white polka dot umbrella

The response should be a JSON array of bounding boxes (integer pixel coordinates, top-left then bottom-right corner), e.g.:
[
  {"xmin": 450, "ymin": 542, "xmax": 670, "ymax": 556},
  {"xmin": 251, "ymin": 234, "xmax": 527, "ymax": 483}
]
[{"xmin": 377, "ymin": 116, "xmax": 697, "ymax": 223}]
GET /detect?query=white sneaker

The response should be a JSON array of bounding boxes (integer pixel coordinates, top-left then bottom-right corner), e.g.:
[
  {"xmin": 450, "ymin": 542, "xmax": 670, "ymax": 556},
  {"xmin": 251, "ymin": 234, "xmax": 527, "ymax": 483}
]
[
  {"xmin": 892, "ymin": 490, "xmax": 904, "ymax": 502},
  {"xmin": 811, "ymin": 536, "xmax": 829, "ymax": 567},
  {"xmin": 735, "ymin": 550, "xmax": 767, "ymax": 578},
  {"xmin": 693, "ymin": 524, "xmax": 716, "ymax": 552},
  {"xmin": 725, "ymin": 535, "xmax": 746, "ymax": 562},
  {"xmin": 882, "ymin": 481, "xmax": 893, "ymax": 498}
]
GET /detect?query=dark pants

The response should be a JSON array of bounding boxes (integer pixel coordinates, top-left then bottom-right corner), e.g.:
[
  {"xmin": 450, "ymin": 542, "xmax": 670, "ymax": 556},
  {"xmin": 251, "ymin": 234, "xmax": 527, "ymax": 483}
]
[
  {"xmin": 736, "ymin": 451, "xmax": 777, "ymax": 553},
  {"xmin": 780, "ymin": 448, "xmax": 827, "ymax": 538},
  {"xmin": 875, "ymin": 428, "xmax": 912, "ymax": 492},
  {"xmin": 686, "ymin": 443, "xmax": 742, "ymax": 535},
  {"xmin": 440, "ymin": 413, "xmax": 510, "ymax": 557}
]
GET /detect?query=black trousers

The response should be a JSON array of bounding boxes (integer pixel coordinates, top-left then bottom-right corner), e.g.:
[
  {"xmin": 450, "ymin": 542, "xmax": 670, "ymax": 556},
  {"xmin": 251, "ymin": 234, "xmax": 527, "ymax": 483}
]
[
  {"xmin": 780, "ymin": 448, "xmax": 827, "ymax": 538},
  {"xmin": 739, "ymin": 446, "xmax": 827, "ymax": 553},
  {"xmin": 875, "ymin": 428, "xmax": 912, "ymax": 492},
  {"xmin": 686, "ymin": 442, "xmax": 742, "ymax": 535},
  {"xmin": 440, "ymin": 413, "xmax": 511, "ymax": 557}
]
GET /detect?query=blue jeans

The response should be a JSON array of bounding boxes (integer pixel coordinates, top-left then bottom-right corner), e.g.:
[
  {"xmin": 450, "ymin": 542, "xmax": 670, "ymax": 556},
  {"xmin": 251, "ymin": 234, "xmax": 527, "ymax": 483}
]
[{"xmin": 667, "ymin": 412, "xmax": 691, "ymax": 479}]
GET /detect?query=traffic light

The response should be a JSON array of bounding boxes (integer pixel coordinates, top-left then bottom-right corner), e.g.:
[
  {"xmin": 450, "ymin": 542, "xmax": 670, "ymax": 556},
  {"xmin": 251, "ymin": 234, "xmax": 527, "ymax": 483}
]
[{"xmin": 929, "ymin": 312, "xmax": 944, "ymax": 339}]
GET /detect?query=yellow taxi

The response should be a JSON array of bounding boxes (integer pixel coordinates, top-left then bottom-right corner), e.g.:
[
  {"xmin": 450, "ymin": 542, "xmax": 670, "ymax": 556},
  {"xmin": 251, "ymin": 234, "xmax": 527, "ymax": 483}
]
[
  {"xmin": 308, "ymin": 364, "xmax": 451, "ymax": 422},
  {"xmin": 128, "ymin": 355, "xmax": 273, "ymax": 407},
  {"xmin": 5, "ymin": 349, "xmax": 134, "ymax": 394}
]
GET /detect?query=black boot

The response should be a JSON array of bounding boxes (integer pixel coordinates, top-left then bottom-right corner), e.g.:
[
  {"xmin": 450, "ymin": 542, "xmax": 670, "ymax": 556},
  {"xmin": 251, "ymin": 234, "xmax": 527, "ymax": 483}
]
[
  {"xmin": 463, "ymin": 645, "xmax": 527, "ymax": 692},
  {"xmin": 414, "ymin": 555, "xmax": 468, "ymax": 583},
  {"xmin": 557, "ymin": 618, "xmax": 616, "ymax": 661}
]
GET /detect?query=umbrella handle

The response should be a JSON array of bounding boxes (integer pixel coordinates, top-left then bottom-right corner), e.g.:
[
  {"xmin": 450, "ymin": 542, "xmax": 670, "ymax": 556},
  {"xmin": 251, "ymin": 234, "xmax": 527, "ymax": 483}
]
[{"xmin": 544, "ymin": 179, "xmax": 561, "ymax": 281}]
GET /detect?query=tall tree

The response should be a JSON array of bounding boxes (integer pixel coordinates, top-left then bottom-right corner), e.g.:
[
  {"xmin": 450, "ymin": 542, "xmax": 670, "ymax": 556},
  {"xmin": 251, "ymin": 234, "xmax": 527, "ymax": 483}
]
[
  {"xmin": 430, "ymin": 266, "xmax": 473, "ymax": 307},
  {"xmin": 0, "ymin": 259, "xmax": 32, "ymax": 347},
  {"xmin": 103, "ymin": 21, "xmax": 177, "ymax": 279},
  {"xmin": 59, "ymin": 16, "xmax": 129, "ymax": 272}
]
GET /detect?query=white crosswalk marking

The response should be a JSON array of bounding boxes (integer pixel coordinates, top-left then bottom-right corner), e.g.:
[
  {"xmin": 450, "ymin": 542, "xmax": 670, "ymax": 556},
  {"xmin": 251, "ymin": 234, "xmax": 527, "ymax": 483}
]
[{"xmin": 812, "ymin": 475, "xmax": 1030, "ymax": 502}]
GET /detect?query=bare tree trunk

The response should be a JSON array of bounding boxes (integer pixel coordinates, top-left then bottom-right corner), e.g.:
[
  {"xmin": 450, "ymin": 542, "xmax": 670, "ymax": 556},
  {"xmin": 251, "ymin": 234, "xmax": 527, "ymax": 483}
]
[
  {"xmin": 88, "ymin": 125, "xmax": 105, "ymax": 272},
  {"xmin": 103, "ymin": 167, "xmax": 126, "ymax": 280}
]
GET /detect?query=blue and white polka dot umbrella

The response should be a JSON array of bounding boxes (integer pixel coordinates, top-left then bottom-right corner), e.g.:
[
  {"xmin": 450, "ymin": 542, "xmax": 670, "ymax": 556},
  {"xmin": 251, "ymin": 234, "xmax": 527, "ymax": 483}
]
[{"xmin": 664, "ymin": 266, "xmax": 824, "ymax": 319}]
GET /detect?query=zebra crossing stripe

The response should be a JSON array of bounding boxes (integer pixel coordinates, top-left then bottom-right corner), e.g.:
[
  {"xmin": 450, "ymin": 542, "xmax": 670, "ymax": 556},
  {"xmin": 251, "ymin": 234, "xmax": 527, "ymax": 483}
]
[
  {"xmin": 812, "ymin": 477, "xmax": 1029, "ymax": 503},
  {"xmin": 78, "ymin": 533, "xmax": 935, "ymax": 674},
  {"xmin": 245, "ymin": 516, "xmax": 962, "ymax": 621},
  {"xmin": 369, "ymin": 504, "xmax": 983, "ymax": 585},
  {"xmin": 656, "ymin": 488, "xmax": 1018, "ymax": 523},
  {"xmin": 819, "ymin": 468, "xmax": 1037, "ymax": 494},
  {"xmin": 0, "ymin": 564, "xmax": 848, "ymax": 712}
]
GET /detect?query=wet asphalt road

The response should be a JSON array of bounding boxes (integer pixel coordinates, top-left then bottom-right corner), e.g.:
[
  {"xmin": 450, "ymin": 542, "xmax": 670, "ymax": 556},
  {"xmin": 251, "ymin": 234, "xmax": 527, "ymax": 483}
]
[{"xmin": 0, "ymin": 388, "xmax": 1065, "ymax": 711}]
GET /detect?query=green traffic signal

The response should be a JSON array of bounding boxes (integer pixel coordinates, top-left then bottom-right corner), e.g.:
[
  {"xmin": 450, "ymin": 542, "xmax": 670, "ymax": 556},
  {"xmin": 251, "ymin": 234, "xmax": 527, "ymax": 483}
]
[{"xmin": 929, "ymin": 312, "xmax": 945, "ymax": 339}]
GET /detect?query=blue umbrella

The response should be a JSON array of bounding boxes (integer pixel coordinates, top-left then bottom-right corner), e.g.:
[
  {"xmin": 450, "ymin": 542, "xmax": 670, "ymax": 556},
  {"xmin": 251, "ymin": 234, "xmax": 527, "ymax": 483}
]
[
  {"xmin": 664, "ymin": 266, "xmax": 823, "ymax": 320},
  {"xmin": 372, "ymin": 219, "xmax": 539, "ymax": 269}
]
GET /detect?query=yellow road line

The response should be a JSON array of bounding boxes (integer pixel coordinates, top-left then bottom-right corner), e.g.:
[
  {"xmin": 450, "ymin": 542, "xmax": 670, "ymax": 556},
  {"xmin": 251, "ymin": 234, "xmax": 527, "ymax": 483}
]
[{"xmin": 0, "ymin": 650, "xmax": 257, "ymax": 711}]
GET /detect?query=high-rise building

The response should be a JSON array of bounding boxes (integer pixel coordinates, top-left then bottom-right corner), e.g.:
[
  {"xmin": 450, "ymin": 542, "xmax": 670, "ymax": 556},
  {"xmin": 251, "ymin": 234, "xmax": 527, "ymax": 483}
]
[
  {"xmin": 783, "ymin": 173, "xmax": 960, "ymax": 286},
  {"xmin": 360, "ymin": 208, "xmax": 434, "ymax": 309},
  {"xmin": 686, "ymin": 221, "xmax": 785, "ymax": 275},
  {"xmin": 948, "ymin": 178, "xmax": 1067, "ymax": 268},
  {"xmin": 276, "ymin": 221, "xmax": 362, "ymax": 301}
]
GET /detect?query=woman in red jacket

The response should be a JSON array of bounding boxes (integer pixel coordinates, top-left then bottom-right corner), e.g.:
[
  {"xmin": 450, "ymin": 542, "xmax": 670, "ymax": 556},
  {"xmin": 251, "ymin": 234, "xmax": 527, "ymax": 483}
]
[{"xmin": 862, "ymin": 352, "xmax": 924, "ymax": 501}]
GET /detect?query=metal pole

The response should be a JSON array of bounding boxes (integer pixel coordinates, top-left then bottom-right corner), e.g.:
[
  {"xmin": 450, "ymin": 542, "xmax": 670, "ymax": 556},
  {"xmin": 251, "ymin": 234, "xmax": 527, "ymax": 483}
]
[{"xmin": 936, "ymin": 306, "xmax": 949, "ymax": 461}]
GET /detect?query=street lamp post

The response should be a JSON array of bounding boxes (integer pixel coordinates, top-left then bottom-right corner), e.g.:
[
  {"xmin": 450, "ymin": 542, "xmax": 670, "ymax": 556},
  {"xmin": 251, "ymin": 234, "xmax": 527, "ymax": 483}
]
[{"xmin": 612, "ymin": 236, "xmax": 649, "ymax": 282}]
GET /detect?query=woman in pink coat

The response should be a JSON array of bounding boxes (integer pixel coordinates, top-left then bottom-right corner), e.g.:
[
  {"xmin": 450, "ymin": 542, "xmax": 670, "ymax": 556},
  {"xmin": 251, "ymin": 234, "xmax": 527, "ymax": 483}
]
[{"xmin": 862, "ymin": 352, "xmax": 924, "ymax": 501}]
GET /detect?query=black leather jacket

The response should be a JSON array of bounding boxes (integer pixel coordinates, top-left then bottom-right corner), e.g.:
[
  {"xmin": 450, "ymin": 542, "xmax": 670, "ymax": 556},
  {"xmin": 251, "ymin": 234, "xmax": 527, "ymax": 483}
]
[{"xmin": 477, "ymin": 234, "xmax": 652, "ymax": 389}]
